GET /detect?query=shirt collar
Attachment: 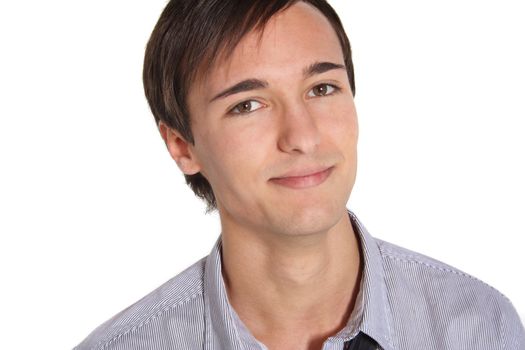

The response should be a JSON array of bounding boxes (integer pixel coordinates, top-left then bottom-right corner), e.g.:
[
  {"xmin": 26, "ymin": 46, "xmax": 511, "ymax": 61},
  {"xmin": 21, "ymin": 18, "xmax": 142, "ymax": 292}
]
[
  {"xmin": 203, "ymin": 210, "xmax": 396, "ymax": 350},
  {"xmin": 342, "ymin": 210, "xmax": 396, "ymax": 350},
  {"xmin": 203, "ymin": 238, "xmax": 260, "ymax": 349}
]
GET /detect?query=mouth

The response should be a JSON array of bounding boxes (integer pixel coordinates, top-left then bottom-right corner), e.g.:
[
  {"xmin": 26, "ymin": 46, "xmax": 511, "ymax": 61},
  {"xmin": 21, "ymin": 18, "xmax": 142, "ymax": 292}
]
[{"xmin": 269, "ymin": 166, "xmax": 334, "ymax": 189}]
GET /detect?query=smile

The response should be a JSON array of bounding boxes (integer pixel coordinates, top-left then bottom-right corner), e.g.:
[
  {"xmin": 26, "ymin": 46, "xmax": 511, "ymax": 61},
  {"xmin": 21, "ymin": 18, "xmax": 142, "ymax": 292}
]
[{"xmin": 269, "ymin": 166, "xmax": 334, "ymax": 189}]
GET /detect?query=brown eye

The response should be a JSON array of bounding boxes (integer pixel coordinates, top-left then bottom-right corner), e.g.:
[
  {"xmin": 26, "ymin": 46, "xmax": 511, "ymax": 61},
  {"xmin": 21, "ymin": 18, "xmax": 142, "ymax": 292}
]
[
  {"xmin": 238, "ymin": 101, "xmax": 252, "ymax": 113},
  {"xmin": 230, "ymin": 100, "xmax": 264, "ymax": 115},
  {"xmin": 308, "ymin": 83, "xmax": 338, "ymax": 97},
  {"xmin": 314, "ymin": 84, "xmax": 328, "ymax": 96}
]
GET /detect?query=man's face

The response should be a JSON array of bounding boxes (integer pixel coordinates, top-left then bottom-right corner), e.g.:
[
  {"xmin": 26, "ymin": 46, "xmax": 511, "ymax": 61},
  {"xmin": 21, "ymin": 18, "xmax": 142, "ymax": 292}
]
[{"xmin": 186, "ymin": 2, "xmax": 358, "ymax": 237}]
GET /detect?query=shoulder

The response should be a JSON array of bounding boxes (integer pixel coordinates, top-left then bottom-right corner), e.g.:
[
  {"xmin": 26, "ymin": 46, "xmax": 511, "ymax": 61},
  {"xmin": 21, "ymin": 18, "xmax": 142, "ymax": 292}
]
[
  {"xmin": 375, "ymin": 238, "xmax": 525, "ymax": 348},
  {"xmin": 376, "ymin": 237, "xmax": 501, "ymax": 293},
  {"xmin": 74, "ymin": 257, "xmax": 207, "ymax": 350}
]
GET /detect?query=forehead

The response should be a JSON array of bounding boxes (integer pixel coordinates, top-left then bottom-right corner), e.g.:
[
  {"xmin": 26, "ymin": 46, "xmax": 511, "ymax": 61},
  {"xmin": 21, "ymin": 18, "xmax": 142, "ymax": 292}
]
[{"xmin": 191, "ymin": 2, "xmax": 344, "ymax": 97}]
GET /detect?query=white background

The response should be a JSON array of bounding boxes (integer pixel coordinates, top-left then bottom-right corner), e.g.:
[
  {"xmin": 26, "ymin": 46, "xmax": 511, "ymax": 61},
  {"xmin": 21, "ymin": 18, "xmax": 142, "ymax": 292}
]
[{"xmin": 0, "ymin": 1, "xmax": 523, "ymax": 349}]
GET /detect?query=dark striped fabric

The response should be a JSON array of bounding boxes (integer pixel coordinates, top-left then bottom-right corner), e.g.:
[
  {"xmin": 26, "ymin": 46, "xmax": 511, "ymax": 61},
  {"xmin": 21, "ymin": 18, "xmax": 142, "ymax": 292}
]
[{"xmin": 75, "ymin": 211, "xmax": 525, "ymax": 350}]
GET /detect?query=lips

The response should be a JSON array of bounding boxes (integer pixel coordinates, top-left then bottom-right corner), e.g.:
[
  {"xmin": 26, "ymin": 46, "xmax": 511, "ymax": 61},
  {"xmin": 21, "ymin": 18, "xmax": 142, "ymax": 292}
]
[{"xmin": 269, "ymin": 166, "xmax": 334, "ymax": 189}]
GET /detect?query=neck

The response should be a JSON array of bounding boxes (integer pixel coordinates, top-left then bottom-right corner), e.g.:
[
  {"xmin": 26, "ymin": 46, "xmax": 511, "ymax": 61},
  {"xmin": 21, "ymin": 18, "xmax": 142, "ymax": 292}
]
[{"xmin": 221, "ymin": 212, "xmax": 362, "ymax": 349}]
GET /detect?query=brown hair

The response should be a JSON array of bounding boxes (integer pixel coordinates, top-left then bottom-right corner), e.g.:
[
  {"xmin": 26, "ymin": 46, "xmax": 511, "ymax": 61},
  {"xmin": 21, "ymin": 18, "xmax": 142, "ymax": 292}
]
[{"xmin": 143, "ymin": 0, "xmax": 355, "ymax": 211}]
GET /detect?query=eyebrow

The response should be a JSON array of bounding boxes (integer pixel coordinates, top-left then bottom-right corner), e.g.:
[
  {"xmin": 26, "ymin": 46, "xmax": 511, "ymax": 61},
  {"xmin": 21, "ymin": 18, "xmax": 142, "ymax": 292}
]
[
  {"xmin": 210, "ymin": 79, "xmax": 269, "ymax": 102},
  {"xmin": 303, "ymin": 61, "xmax": 346, "ymax": 79},
  {"xmin": 209, "ymin": 61, "xmax": 346, "ymax": 103}
]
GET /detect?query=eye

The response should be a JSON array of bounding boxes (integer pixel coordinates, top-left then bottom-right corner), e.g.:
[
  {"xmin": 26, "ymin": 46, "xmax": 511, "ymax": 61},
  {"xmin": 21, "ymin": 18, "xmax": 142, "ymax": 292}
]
[
  {"xmin": 229, "ymin": 100, "xmax": 265, "ymax": 115},
  {"xmin": 307, "ymin": 83, "xmax": 339, "ymax": 97}
]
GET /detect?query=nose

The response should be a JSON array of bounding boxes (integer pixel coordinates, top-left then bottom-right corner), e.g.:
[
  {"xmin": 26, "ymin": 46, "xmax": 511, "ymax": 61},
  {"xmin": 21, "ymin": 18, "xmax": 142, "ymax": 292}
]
[{"xmin": 277, "ymin": 102, "xmax": 321, "ymax": 154}]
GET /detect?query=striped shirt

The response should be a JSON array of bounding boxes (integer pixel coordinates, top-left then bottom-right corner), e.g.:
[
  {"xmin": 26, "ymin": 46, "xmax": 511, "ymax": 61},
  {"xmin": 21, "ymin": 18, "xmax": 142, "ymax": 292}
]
[{"xmin": 75, "ymin": 211, "xmax": 525, "ymax": 349}]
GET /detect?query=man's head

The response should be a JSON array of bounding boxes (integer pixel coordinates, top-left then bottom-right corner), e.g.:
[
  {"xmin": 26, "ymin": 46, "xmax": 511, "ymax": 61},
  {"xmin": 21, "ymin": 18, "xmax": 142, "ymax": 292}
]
[{"xmin": 143, "ymin": 0, "xmax": 355, "ymax": 212}]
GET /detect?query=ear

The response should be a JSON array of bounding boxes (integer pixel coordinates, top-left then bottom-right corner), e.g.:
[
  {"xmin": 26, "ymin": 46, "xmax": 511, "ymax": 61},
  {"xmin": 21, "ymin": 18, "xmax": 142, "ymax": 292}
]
[{"xmin": 158, "ymin": 121, "xmax": 201, "ymax": 175}]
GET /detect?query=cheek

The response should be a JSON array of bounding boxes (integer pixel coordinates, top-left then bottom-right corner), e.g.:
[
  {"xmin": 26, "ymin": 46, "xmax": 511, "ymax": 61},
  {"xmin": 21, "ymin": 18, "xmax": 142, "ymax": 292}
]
[
  {"xmin": 318, "ymin": 100, "xmax": 358, "ymax": 148},
  {"xmin": 195, "ymin": 121, "xmax": 272, "ymax": 188}
]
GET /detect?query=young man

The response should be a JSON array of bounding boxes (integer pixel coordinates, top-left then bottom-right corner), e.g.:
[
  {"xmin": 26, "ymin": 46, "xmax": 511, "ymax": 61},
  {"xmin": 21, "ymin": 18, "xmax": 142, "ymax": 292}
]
[{"xmin": 76, "ymin": 0, "xmax": 525, "ymax": 349}]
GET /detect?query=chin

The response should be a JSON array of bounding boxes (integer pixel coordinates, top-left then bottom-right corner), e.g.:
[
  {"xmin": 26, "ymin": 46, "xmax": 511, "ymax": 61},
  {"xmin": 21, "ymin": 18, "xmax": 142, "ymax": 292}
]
[{"xmin": 269, "ymin": 196, "xmax": 348, "ymax": 237}]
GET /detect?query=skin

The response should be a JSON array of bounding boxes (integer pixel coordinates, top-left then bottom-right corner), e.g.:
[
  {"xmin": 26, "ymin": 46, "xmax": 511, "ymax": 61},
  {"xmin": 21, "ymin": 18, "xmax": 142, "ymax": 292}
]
[{"xmin": 160, "ymin": 2, "xmax": 361, "ymax": 349}]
